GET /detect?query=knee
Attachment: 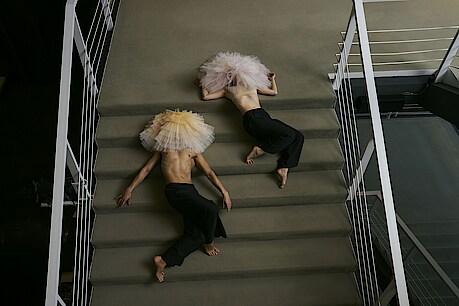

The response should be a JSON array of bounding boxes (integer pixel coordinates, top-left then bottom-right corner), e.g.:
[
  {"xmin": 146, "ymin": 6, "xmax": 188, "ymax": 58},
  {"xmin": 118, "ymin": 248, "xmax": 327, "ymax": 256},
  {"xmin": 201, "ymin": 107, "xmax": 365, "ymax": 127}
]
[
  {"xmin": 204, "ymin": 202, "xmax": 218, "ymax": 215},
  {"xmin": 295, "ymin": 130, "xmax": 304, "ymax": 144}
]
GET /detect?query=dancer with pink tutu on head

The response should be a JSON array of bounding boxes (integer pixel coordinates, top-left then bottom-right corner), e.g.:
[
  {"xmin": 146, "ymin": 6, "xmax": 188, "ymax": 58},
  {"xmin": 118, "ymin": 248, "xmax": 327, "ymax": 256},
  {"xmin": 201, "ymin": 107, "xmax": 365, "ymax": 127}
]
[
  {"xmin": 116, "ymin": 109, "xmax": 232, "ymax": 283},
  {"xmin": 197, "ymin": 51, "xmax": 304, "ymax": 189}
]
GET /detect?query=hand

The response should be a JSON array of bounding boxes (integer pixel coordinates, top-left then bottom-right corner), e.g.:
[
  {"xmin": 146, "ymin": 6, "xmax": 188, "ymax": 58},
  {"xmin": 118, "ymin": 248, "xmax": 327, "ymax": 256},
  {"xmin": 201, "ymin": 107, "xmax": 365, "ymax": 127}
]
[
  {"xmin": 223, "ymin": 191, "xmax": 232, "ymax": 213},
  {"xmin": 115, "ymin": 189, "xmax": 132, "ymax": 207},
  {"xmin": 268, "ymin": 72, "xmax": 276, "ymax": 79}
]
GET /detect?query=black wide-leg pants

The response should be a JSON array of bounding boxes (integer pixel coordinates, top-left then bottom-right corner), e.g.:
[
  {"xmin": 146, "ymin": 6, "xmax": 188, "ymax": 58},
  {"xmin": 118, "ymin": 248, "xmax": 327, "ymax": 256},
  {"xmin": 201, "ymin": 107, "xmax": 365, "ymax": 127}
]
[
  {"xmin": 161, "ymin": 183, "xmax": 226, "ymax": 267},
  {"xmin": 243, "ymin": 108, "xmax": 304, "ymax": 169}
]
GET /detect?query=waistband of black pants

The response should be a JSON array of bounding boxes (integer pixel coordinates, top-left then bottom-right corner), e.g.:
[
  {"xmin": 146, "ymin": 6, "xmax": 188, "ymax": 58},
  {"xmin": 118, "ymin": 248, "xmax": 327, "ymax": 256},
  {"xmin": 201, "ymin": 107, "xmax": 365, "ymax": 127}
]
[
  {"xmin": 243, "ymin": 107, "xmax": 265, "ymax": 117},
  {"xmin": 165, "ymin": 182, "xmax": 195, "ymax": 189}
]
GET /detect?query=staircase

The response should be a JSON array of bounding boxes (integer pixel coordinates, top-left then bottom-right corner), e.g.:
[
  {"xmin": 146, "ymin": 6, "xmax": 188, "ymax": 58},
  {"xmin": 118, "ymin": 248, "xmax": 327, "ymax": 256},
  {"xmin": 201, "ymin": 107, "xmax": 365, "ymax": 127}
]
[{"xmin": 89, "ymin": 0, "xmax": 361, "ymax": 305}]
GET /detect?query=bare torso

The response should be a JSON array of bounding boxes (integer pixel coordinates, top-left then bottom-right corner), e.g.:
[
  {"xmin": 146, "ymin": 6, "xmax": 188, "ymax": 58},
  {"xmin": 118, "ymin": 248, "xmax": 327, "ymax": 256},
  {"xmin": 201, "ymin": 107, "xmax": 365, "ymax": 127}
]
[
  {"xmin": 224, "ymin": 86, "xmax": 261, "ymax": 114},
  {"xmin": 160, "ymin": 149, "xmax": 197, "ymax": 184}
]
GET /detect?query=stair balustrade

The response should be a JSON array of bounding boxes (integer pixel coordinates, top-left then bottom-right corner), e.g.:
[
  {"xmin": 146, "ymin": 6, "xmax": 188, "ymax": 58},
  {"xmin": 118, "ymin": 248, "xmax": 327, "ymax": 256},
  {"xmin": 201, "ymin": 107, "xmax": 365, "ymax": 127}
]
[
  {"xmin": 45, "ymin": 0, "xmax": 119, "ymax": 305},
  {"xmin": 333, "ymin": 1, "xmax": 459, "ymax": 305},
  {"xmin": 333, "ymin": 1, "xmax": 409, "ymax": 305}
]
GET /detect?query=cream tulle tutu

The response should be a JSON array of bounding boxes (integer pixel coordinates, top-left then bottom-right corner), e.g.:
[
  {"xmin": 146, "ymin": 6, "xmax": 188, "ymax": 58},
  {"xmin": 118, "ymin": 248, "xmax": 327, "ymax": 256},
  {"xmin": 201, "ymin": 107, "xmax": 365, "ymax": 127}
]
[
  {"xmin": 139, "ymin": 109, "xmax": 215, "ymax": 153},
  {"xmin": 199, "ymin": 51, "xmax": 271, "ymax": 93}
]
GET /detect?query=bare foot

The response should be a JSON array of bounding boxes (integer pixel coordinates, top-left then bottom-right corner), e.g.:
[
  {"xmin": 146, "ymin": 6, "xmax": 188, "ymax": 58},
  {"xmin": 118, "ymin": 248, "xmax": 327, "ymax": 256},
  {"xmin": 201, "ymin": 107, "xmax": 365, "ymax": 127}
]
[
  {"xmin": 154, "ymin": 256, "xmax": 166, "ymax": 283},
  {"xmin": 277, "ymin": 168, "xmax": 288, "ymax": 189},
  {"xmin": 246, "ymin": 146, "xmax": 265, "ymax": 165},
  {"xmin": 204, "ymin": 242, "xmax": 220, "ymax": 256}
]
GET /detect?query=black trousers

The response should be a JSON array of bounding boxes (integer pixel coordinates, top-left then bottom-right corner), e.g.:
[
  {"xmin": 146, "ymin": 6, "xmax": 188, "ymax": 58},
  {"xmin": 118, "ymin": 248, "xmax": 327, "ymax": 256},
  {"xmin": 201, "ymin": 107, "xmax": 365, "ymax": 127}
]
[
  {"xmin": 243, "ymin": 108, "xmax": 304, "ymax": 169},
  {"xmin": 162, "ymin": 183, "xmax": 226, "ymax": 267}
]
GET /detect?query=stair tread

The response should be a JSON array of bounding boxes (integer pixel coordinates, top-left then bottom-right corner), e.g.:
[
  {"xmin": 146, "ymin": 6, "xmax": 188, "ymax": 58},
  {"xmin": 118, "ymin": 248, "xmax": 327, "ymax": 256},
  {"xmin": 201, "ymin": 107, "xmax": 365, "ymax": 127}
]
[
  {"xmin": 93, "ymin": 170, "xmax": 347, "ymax": 213},
  {"xmin": 95, "ymin": 138, "xmax": 344, "ymax": 178},
  {"xmin": 90, "ymin": 237, "xmax": 356, "ymax": 285},
  {"xmin": 96, "ymin": 109, "xmax": 340, "ymax": 148},
  {"xmin": 91, "ymin": 272, "xmax": 361, "ymax": 306},
  {"xmin": 92, "ymin": 203, "xmax": 351, "ymax": 247}
]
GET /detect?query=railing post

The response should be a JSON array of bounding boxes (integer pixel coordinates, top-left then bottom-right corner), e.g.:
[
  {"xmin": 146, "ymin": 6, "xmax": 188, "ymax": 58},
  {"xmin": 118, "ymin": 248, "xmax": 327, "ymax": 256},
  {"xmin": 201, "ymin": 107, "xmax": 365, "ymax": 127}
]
[
  {"xmin": 45, "ymin": 1, "xmax": 76, "ymax": 306},
  {"xmin": 435, "ymin": 29, "xmax": 459, "ymax": 83},
  {"xmin": 353, "ymin": 1, "xmax": 410, "ymax": 305}
]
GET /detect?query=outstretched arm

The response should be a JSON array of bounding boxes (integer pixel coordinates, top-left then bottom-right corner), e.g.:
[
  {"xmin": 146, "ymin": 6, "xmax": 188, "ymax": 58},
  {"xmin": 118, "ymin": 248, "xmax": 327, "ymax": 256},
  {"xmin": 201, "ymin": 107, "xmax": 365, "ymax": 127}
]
[
  {"xmin": 194, "ymin": 153, "xmax": 232, "ymax": 213},
  {"xmin": 115, "ymin": 151, "xmax": 161, "ymax": 207},
  {"xmin": 257, "ymin": 72, "xmax": 278, "ymax": 96},
  {"xmin": 201, "ymin": 87, "xmax": 225, "ymax": 101}
]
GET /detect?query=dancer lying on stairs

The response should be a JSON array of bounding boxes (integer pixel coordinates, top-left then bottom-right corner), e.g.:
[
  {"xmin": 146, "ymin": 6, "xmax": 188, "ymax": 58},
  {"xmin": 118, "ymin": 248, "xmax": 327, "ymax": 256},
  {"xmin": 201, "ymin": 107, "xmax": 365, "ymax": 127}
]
[
  {"xmin": 197, "ymin": 51, "xmax": 304, "ymax": 188},
  {"xmin": 116, "ymin": 109, "xmax": 231, "ymax": 283}
]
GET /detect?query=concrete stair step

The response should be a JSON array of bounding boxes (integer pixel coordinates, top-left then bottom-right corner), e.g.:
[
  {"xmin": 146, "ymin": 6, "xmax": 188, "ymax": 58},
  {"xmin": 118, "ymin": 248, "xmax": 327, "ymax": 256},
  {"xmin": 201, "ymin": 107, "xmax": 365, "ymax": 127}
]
[
  {"xmin": 93, "ymin": 170, "xmax": 347, "ymax": 213},
  {"xmin": 90, "ymin": 237, "xmax": 356, "ymax": 285},
  {"xmin": 96, "ymin": 109, "xmax": 340, "ymax": 148},
  {"xmin": 99, "ymin": 97, "xmax": 336, "ymax": 117},
  {"xmin": 95, "ymin": 138, "xmax": 344, "ymax": 179},
  {"xmin": 91, "ymin": 272, "xmax": 361, "ymax": 306},
  {"xmin": 92, "ymin": 203, "xmax": 351, "ymax": 248}
]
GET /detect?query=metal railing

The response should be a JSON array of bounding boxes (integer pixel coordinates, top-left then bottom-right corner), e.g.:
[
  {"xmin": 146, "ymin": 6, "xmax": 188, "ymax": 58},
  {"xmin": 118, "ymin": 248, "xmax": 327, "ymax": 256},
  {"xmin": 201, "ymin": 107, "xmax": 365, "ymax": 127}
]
[
  {"xmin": 330, "ymin": 19, "xmax": 459, "ymax": 83},
  {"xmin": 334, "ymin": 1, "xmax": 409, "ymax": 304},
  {"xmin": 45, "ymin": 0, "xmax": 118, "ymax": 305},
  {"xmin": 368, "ymin": 191, "xmax": 459, "ymax": 305},
  {"xmin": 332, "ymin": 1, "xmax": 459, "ymax": 305}
]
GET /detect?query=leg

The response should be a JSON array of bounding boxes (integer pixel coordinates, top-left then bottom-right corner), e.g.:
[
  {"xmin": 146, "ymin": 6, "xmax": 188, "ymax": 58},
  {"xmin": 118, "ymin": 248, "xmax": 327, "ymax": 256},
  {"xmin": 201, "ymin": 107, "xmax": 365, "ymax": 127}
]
[
  {"xmin": 277, "ymin": 128, "xmax": 304, "ymax": 169},
  {"xmin": 161, "ymin": 217, "xmax": 207, "ymax": 268},
  {"xmin": 276, "ymin": 129, "xmax": 304, "ymax": 188},
  {"xmin": 243, "ymin": 109, "xmax": 297, "ymax": 155}
]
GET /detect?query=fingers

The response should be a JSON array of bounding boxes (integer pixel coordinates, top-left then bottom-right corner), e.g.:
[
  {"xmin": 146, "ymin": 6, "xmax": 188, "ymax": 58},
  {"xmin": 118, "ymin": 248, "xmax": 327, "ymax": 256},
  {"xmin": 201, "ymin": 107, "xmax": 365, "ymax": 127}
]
[
  {"xmin": 224, "ymin": 200, "xmax": 232, "ymax": 213},
  {"xmin": 115, "ymin": 195, "xmax": 130, "ymax": 207}
]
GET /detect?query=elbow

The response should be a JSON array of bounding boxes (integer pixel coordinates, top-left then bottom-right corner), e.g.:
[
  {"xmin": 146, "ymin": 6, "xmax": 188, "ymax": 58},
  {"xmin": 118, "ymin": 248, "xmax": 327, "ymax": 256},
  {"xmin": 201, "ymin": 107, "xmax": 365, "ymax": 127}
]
[{"xmin": 206, "ymin": 170, "xmax": 216, "ymax": 179}]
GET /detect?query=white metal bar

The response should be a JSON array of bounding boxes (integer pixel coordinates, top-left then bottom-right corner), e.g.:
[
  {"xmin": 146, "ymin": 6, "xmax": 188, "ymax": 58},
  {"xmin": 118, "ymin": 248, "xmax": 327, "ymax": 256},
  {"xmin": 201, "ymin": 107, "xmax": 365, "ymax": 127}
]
[
  {"xmin": 45, "ymin": 2, "xmax": 76, "ymax": 306},
  {"xmin": 397, "ymin": 217, "xmax": 459, "ymax": 298},
  {"xmin": 344, "ymin": 59, "xmax": 443, "ymax": 66},
  {"xmin": 353, "ymin": 1, "xmax": 409, "ymax": 304},
  {"xmin": 366, "ymin": 26, "xmax": 459, "ymax": 34},
  {"xmin": 341, "ymin": 37, "xmax": 454, "ymax": 46},
  {"xmin": 347, "ymin": 48, "xmax": 449, "ymax": 56},
  {"xmin": 328, "ymin": 69, "xmax": 437, "ymax": 80},
  {"xmin": 333, "ymin": 9, "xmax": 356, "ymax": 90},
  {"xmin": 74, "ymin": 16, "xmax": 99, "ymax": 95},
  {"xmin": 57, "ymin": 294, "xmax": 67, "ymax": 306},
  {"xmin": 435, "ymin": 30, "xmax": 459, "ymax": 83},
  {"xmin": 347, "ymin": 137, "xmax": 375, "ymax": 201}
]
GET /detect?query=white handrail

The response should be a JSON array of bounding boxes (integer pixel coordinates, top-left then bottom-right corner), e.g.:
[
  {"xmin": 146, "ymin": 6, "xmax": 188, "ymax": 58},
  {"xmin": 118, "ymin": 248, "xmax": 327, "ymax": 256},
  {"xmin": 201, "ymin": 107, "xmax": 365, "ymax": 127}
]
[
  {"xmin": 353, "ymin": 1, "xmax": 409, "ymax": 304},
  {"xmin": 45, "ymin": 1, "xmax": 76, "ymax": 305}
]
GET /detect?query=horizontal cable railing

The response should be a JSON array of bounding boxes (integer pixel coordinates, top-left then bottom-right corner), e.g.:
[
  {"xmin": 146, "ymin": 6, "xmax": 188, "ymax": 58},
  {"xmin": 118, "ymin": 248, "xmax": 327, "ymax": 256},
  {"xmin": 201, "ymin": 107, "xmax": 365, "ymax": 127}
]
[
  {"xmin": 368, "ymin": 192, "xmax": 459, "ymax": 305},
  {"xmin": 330, "ymin": 25, "xmax": 459, "ymax": 81},
  {"xmin": 45, "ymin": 0, "xmax": 119, "ymax": 305}
]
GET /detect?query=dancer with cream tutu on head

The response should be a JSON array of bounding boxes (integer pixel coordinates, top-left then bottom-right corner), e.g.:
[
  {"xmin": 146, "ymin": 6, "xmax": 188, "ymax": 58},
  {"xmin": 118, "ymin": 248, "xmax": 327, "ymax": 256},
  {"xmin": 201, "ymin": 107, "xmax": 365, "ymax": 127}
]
[
  {"xmin": 197, "ymin": 51, "xmax": 304, "ymax": 189},
  {"xmin": 116, "ymin": 109, "xmax": 232, "ymax": 283}
]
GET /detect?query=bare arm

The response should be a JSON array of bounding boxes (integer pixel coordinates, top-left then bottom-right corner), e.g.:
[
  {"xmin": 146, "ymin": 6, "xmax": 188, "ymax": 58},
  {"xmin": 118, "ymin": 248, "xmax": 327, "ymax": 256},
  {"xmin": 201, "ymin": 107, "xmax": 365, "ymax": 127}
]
[
  {"xmin": 115, "ymin": 151, "xmax": 161, "ymax": 207},
  {"xmin": 257, "ymin": 73, "xmax": 278, "ymax": 96},
  {"xmin": 194, "ymin": 153, "xmax": 232, "ymax": 213},
  {"xmin": 201, "ymin": 87, "xmax": 225, "ymax": 101}
]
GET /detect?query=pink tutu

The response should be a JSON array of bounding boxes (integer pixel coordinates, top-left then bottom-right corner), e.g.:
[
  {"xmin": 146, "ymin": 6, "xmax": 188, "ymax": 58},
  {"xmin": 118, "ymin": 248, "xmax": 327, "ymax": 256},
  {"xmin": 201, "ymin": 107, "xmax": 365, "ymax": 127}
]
[{"xmin": 199, "ymin": 51, "xmax": 271, "ymax": 93}]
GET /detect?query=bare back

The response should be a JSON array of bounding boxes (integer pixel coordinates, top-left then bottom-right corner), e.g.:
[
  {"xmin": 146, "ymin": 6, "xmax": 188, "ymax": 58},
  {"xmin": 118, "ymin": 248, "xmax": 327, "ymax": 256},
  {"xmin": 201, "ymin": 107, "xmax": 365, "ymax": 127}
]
[
  {"xmin": 224, "ymin": 86, "xmax": 261, "ymax": 114},
  {"xmin": 160, "ymin": 149, "xmax": 197, "ymax": 184}
]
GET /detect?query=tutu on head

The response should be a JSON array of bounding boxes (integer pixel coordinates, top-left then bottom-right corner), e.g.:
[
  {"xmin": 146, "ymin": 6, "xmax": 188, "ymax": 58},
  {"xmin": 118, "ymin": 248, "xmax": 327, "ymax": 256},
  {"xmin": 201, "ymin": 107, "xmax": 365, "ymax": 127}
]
[
  {"xmin": 139, "ymin": 109, "xmax": 215, "ymax": 153},
  {"xmin": 199, "ymin": 51, "xmax": 271, "ymax": 93}
]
